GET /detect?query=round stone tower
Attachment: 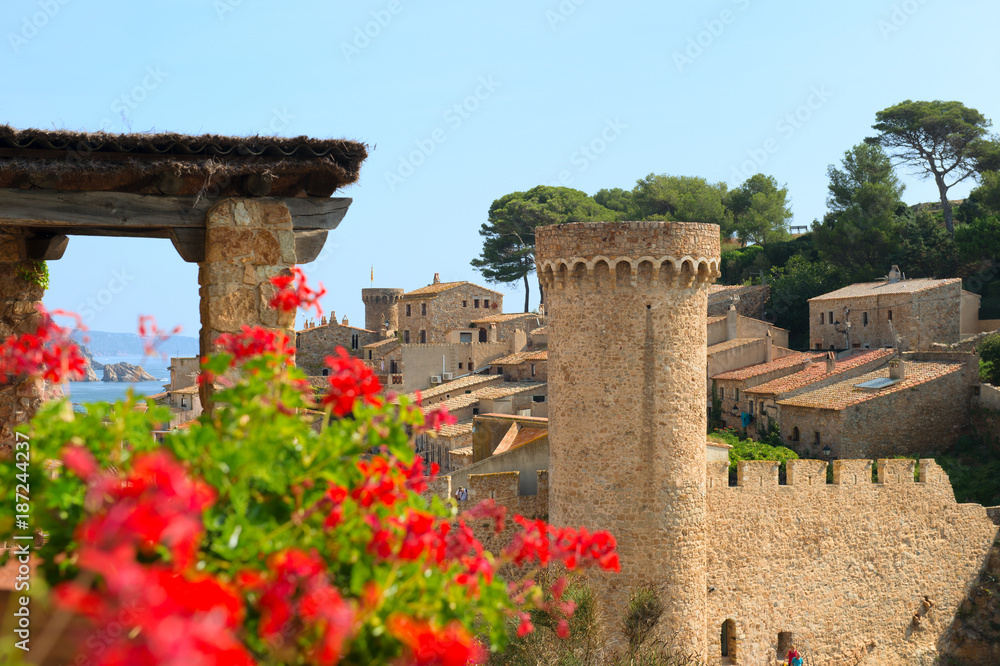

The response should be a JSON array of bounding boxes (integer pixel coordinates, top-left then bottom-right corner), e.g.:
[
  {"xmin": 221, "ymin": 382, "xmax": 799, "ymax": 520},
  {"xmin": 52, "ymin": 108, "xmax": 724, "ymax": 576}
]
[
  {"xmin": 361, "ymin": 288, "xmax": 403, "ymax": 333},
  {"xmin": 536, "ymin": 221, "xmax": 720, "ymax": 658}
]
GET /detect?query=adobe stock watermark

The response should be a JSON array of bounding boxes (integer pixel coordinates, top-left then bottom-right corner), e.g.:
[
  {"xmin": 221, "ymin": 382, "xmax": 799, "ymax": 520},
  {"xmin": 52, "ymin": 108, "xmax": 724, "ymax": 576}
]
[
  {"xmin": 77, "ymin": 269, "xmax": 135, "ymax": 325},
  {"xmin": 729, "ymin": 85, "xmax": 833, "ymax": 183},
  {"xmin": 93, "ymin": 66, "xmax": 169, "ymax": 132},
  {"xmin": 341, "ymin": 0, "xmax": 404, "ymax": 62},
  {"xmin": 877, "ymin": 0, "xmax": 931, "ymax": 39},
  {"xmin": 214, "ymin": 0, "xmax": 244, "ymax": 20},
  {"xmin": 672, "ymin": 0, "xmax": 752, "ymax": 73},
  {"xmin": 7, "ymin": 0, "xmax": 73, "ymax": 53},
  {"xmin": 546, "ymin": 0, "xmax": 587, "ymax": 30},
  {"xmin": 547, "ymin": 118, "xmax": 628, "ymax": 188},
  {"xmin": 384, "ymin": 76, "xmax": 501, "ymax": 192}
]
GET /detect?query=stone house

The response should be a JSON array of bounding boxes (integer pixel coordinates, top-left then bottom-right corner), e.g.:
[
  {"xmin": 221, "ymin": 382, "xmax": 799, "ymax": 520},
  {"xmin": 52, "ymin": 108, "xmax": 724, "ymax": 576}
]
[
  {"xmin": 488, "ymin": 349, "xmax": 547, "ymax": 382},
  {"xmin": 710, "ymin": 346, "xmax": 817, "ymax": 431},
  {"xmin": 294, "ymin": 312, "xmax": 382, "ymax": 375},
  {"xmin": 397, "ymin": 274, "xmax": 503, "ymax": 345},
  {"xmin": 808, "ymin": 266, "xmax": 982, "ymax": 351},
  {"xmin": 744, "ymin": 348, "xmax": 894, "ymax": 435},
  {"xmin": 468, "ymin": 312, "xmax": 543, "ymax": 344},
  {"xmin": 775, "ymin": 353, "xmax": 979, "ymax": 459}
]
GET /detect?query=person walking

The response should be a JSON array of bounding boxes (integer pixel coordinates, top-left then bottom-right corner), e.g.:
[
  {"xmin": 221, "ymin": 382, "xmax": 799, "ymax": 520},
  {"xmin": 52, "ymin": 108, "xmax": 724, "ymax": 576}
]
[{"xmin": 786, "ymin": 645, "xmax": 802, "ymax": 666}]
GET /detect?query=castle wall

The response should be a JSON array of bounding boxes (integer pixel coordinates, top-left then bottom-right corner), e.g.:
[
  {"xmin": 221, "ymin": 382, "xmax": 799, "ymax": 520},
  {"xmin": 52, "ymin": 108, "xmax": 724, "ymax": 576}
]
[
  {"xmin": 362, "ymin": 287, "xmax": 403, "ymax": 333},
  {"xmin": 706, "ymin": 459, "xmax": 998, "ymax": 665}
]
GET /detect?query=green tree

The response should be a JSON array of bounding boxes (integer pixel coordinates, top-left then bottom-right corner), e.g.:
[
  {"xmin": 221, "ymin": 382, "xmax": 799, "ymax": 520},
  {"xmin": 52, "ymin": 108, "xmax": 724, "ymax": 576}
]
[
  {"xmin": 471, "ymin": 186, "xmax": 615, "ymax": 311},
  {"xmin": 969, "ymin": 170, "xmax": 1000, "ymax": 215},
  {"xmin": 979, "ymin": 333, "xmax": 1000, "ymax": 385},
  {"xmin": 955, "ymin": 215, "xmax": 1000, "ymax": 266},
  {"xmin": 630, "ymin": 173, "xmax": 731, "ymax": 232},
  {"xmin": 813, "ymin": 144, "xmax": 906, "ymax": 282},
  {"xmin": 593, "ymin": 187, "xmax": 639, "ymax": 219},
  {"xmin": 725, "ymin": 173, "xmax": 792, "ymax": 246},
  {"xmin": 892, "ymin": 209, "xmax": 959, "ymax": 279},
  {"xmin": 867, "ymin": 100, "xmax": 993, "ymax": 234},
  {"xmin": 767, "ymin": 254, "xmax": 843, "ymax": 347}
]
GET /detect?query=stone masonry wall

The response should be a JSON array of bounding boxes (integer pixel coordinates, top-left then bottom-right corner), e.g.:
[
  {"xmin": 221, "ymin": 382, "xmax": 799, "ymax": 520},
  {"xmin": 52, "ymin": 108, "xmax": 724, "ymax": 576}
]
[
  {"xmin": 296, "ymin": 322, "xmax": 380, "ymax": 374},
  {"xmin": 708, "ymin": 284, "xmax": 770, "ymax": 319},
  {"xmin": 361, "ymin": 288, "xmax": 403, "ymax": 333},
  {"xmin": 198, "ymin": 199, "xmax": 296, "ymax": 408},
  {"xmin": 537, "ymin": 220, "xmax": 721, "ymax": 659},
  {"xmin": 706, "ymin": 458, "xmax": 998, "ymax": 665},
  {"xmin": 399, "ymin": 284, "xmax": 503, "ymax": 344},
  {"xmin": 0, "ymin": 232, "xmax": 46, "ymax": 446}
]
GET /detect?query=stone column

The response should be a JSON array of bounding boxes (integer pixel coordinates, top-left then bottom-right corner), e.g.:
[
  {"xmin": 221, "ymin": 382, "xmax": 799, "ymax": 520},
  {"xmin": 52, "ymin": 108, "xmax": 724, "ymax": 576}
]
[
  {"xmin": 536, "ymin": 221, "xmax": 721, "ymax": 659},
  {"xmin": 198, "ymin": 199, "xmax": 296, "ymax": 410},
  {"xmin": 0, "ymin": 231, "xmax": 47, "ymax": 446}
]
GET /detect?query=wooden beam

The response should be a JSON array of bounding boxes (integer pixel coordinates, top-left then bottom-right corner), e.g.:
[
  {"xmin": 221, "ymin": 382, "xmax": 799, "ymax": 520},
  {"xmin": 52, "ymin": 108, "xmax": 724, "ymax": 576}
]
[
  {"xmin": 0, "ymin": 189, "xmax": 351, "ymax": 232},
  {"xmin": 168, "ymin": 229, "xmax": 206, "ymax": 263},
  {"xmin": 24, "ymin": 233, "xmax": 69, "ymax": 260},
  {"xmin": 294, "ymin": 229, "xmax": 329, "ymax": 264}
]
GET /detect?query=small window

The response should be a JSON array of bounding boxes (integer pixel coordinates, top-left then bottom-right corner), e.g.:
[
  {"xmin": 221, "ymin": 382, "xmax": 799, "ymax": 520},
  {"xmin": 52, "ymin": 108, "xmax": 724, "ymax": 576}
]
[
  {"xmin": 532, "ymin": 395, "xmax": 546, "ymax": 402},
  {"xmin": 815, "ymin": 343, "xmax": 822, "ymax": 350},
  {"xmin": 863, "ymin": 312, "xmax": 869, "ymax": 327},
  {"xmin": 406, "ymin": 304, "xmax": 411, "ymax": 317},
  {"xmin": 421, "ymin": 303, "xmax": 427, "ymax": 316},
  {"xmin": 791, "ymin": 427, "xmax": 800, "ymax": 442},
  {"xmin": 322, "ymin": 368, "xmax": 329, "ymax": 377},
  {"xmin": 419, "ymin": 330, "xmax": 426, "ymax": 344},
  {"xmin": 828, "ymin": 311, "xmax": 833, "ymax": 323},
  {"xmin": 820, "ymin": 312, "xmax": 825, "ymax": 325},
  {"xmin": 180, "ymin": 397, "xmax": 187, "ymax": 409},
  {"xmin": 814, "ymin": 431, "xmax": 821, "ymax": 446},
  {"xmin": 463, "ymin": 300, "xmax": 467, "ymax": 307},
  {"xmin": 852, "ymin": 343, "xmax": 861, "ymax": 348},
  {"xmin": 530, "ymin": 363, "xmax": 536, "ymax": 377},
  {"xmin": 368, "ymin": 350, "xmax": 372, "ymax": 360},
  {"xmin": 484, "ymin": 299, "xmax": 490, "ymax": 309},
  {"xmin": 351, "ymin": 333, "xmax": 359, "ymax": 350},
  {"xmin": 497, "ymin": 367, "xmax": 503, "ymax": 374},
  {"xmin": 403, "ymin": 330, "xmax": 410, "ymax": 343},
  {"xmin": 735, "ymin": 388, "xmax": 740, "ymax": 401},
  {"xmin": 460, "ymin": 332, "xmax": 472, "ymax": 343},
  {"xmin": 748, "ymin": 401, "xmax": 754, "ymax": 415},
  {"xmin": 458, "ymin": 362, "xmax": 463, "ymax": 370},
  {"xmin": 887, "ymin": 309, "xmax": 893, "ymax": 321},
  {"xmin": 474, "ymin": 299, "xmax": 480, "ymax": 308},
  {"xmin": 472, "ymin": 407, "xmax": 480, "ymax": 415},
  {"xmin": 719, "ymin": 387, "xmax": 725, "ymax": 399},
  {"xmin": 469, "ymin": 362, "xmax": 475, "ymax": 371}
]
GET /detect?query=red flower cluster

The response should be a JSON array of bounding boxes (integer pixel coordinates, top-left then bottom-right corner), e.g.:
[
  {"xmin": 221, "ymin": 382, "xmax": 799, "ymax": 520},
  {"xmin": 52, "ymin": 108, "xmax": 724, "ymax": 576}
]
[
  {"xmin": 387, "ymin": 614, "xmax": 488, "ymax": 666},
  {"xmin": 215, "ymin": 325, "xmax": 296, "ymax": 367},
  {"xmin": 56, "ymin": 447, "xmax": 255, "ymax": 665},
  {"xmin": 504, "ymin": 516, "xmax": 621, "ymax": 573},
  {"xmin": 138, "ymin": 315, "xmax": 182, "ymax": 357},
  {"xmin": 320, "ymin": 347, "xmax": 383, "ymax": 416},
  {"xmin": 420, "ymin": 404, "xmax": 457, "ymax": 433},
  {"xmin": 239, "ymin": 549, "xmax": 356, "ymax": 665},
  {"xmin": 0, "ymin": 306, "xmax": 86, "ymax": 383},
  {"xmin": 269, "ymin": 266, "xmax": 327, "ymax": 319}
]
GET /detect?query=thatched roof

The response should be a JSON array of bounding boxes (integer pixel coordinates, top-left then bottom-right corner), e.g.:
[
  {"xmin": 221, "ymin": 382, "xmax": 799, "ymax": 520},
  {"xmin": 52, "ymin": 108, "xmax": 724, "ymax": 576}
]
[{"xmin": 0, "ymin": 126, "xmax": 368, "ymax": 198}]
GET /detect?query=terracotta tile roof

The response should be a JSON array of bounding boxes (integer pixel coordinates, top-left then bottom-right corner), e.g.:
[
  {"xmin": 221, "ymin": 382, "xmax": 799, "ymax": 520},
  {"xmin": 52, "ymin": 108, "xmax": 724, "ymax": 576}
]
[
  {"xmin": 470, "ymin": 313, "xmax": 539, "ymax": 325},
  {"xmin": 707, "ymin": 338, "xmax": 761, "ymax": 355},
  {"xmin": 708, "ymin": 284, "xmax": 767, "ymax": 301},
  {"xmin": 706, "ymin": 315, "xmax": 727, "ymax": 326},
  {"xmin": 808, "ymin": 277, "xmax": 961, "ymax": 301},
  {"xmin": 449, "ymin": 446, "xmax": 473, "ymax": 457},
  {"xmin": 145, "ymin": 391, "xmax": 168, "ymax": 401},
  {"xmin": 711, "ymin": 350, "xmax": 814, "ymax": 381},
  {"xmin": 530, "ymin": 326, "xmax": 548, "ymax": 335},
  {"xmin": 491, "ymin": 351, "xmax": 535, "ymax": 366},
  {"xmin": 434, "ymin": 419, "xmax": 474, "ymax": 438},
  {"xmin": 401, "ymin": 281, "xmax": 502, "ymax": 299},
  {"xmin": 526, "ymin": 350, "xmax": 547, "ymax": 361},
  {"xmin": 393, "ymin": 373, "xmax": 502, "ymax": 404},
  {"xmin": 435, "ymin": 382, "xmax": 545, "ymax": 412},
  {"xmin": 364, "ymin": 337, "xmax": 399, "ymax": 349},
  {"xmin": 777, "ymin": 361, "xmax": 964, "ymax": 411},
  {"xmin": 746, "ymin": 349, "xmax": 894, "ymax": 396}
]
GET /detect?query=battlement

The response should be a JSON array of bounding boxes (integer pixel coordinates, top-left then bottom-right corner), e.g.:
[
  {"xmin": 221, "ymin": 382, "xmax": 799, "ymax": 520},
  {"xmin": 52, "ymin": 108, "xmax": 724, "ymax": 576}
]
[
  {"xmin": 535, "ymin": 221, "xmax": 721, "ymax": 291},
  {"xmin": 361, "ymin": 288, "xmax": 403, "ymax": 305},
  {"xmin": 706, "ymin": 458, "xmax": 956, "ymax": 492}
]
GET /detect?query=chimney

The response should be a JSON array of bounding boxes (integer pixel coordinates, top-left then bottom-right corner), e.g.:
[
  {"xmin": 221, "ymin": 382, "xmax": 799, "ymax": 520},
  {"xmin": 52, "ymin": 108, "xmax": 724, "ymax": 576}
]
[
  {"xmin": 433, "ymin": 273, "xmax": 441, "ymax": 284},
  {"xmin": 488, "ymin": 323, "xmax": 498, "ymax": 343},
  {"xmin": 825, "ymin": 352, "xmax": 836, "ymax": 373},
  {"xmin": 342, "ymin": 315, "xmax": 349, "ymax": 326},
  {"xmin": 888, "ymin": 265, "xmax": 901, "ymax": 283},
  {"xmin": 321, "ymin": 315, "xmax": 327, "ymax": 326},
  {"xmin": 726, "ymin": 304, "xmax": 738, "ymax": 341},
  {"xmin": 764, "ymin": 329, "xmax": 773, "ymax": 363},
  {"xmin": 330, "ymin": 311, "xmax": 336, "ymax": 325},
  {"xmin": 890, "ymin": 357, "xmax": 906, "ymax": 380}
]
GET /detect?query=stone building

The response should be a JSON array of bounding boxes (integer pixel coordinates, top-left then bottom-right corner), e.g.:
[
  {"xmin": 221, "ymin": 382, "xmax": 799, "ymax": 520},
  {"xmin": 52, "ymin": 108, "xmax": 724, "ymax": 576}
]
[
  {"xmin": 488, "ymin": 349, "xmax": 547, "ymax": 382},
  {"xmin": 361, "ymin": 287, "xmax": 403, "ymax": 334},
  {"xmin": 808, "ymin": 266, "xmax": 982, "ymax": 351},
  {"xmin": 776, "ymin": 353, "xmax": 979, "ymax": 459},
  {"xmin": 430, "ymin": 220, "xmax": 1000, "ymax": 665},
  {"xmin": 397, "ymin": 274, "xmax": 503, "ymax": 344},
  {"xmin": 295, "ymin": 312, "xmax": 381, "ymax": 375}
]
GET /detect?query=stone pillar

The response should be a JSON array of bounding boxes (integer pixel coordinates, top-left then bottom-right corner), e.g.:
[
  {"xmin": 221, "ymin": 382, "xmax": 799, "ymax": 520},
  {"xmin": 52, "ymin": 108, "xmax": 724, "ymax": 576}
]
[
  {"xmin": 198, "ymin": 199, "xmax": 296, "ymax": 409},
  {"xmin": 362, "ymin": 288, "xmax": 404, "ymax": 334},
  {"xmin": 536, "ymin": 221, "xmax": 720, "ymax": 658},
  {"xmin": 0, "ymin": 231, "xmax": 47, "ymax": 446}
]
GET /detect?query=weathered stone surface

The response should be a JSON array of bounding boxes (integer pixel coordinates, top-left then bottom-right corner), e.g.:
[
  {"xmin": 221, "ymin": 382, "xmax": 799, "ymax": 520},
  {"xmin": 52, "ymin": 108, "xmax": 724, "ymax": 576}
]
[
  {"xmin": 101, "ymin": 362, "xmax": 156, "ymax": 382},
  {"xmin": 206, "ymin": 287, "xmax": 258, "ymax": 334},
  {"xmin": 205, "ymin": 228, "xmax": 254, "ymax": 263},
  {"xmin": 251, "ymin": 229, "xmax": 281, "ymax": 265}
]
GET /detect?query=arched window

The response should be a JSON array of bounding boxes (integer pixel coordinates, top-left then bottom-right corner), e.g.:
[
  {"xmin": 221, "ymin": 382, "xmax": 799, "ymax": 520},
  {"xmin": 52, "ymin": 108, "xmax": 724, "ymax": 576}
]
[{"xmin": 791, "ymin": 427, "xmax": 800, "ymax": 442}]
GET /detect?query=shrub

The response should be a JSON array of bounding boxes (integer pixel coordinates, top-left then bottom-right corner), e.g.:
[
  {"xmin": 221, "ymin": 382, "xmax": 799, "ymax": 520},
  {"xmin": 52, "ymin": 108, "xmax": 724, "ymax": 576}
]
[{"xmin": 979, "ymin": 333, "xmax": 1000, "ymax": 385}]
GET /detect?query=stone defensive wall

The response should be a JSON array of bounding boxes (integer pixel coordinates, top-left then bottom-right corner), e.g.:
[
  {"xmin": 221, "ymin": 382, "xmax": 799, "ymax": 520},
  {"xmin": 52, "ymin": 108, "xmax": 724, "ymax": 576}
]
[
  {"xmin": 706, "ymin": 458, "xmax": 999, "ymax": 665},
  {"xmin": 535, "ymin": 220, "xmax": 721, "ymax": 289}
]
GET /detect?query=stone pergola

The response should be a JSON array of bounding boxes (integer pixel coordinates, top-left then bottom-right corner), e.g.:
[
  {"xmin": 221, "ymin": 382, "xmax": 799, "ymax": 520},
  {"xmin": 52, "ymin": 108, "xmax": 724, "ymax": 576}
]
[{"xmin": 0, "ymin": 126, "xmax": 368, "ymax": 442}]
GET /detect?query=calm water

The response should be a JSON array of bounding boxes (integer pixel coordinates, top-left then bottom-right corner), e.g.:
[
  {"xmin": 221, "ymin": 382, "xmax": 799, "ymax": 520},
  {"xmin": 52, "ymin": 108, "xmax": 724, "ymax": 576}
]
[{"xmin": 64, "ymin": 355, "xmax": 172, "ymax": 410}]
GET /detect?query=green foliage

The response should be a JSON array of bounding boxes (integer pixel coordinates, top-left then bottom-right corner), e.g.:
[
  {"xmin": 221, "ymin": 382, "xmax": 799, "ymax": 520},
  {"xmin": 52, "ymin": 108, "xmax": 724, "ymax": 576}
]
[
  {"xmin": 937, "ymin": 434, "xmax": 1000, "ymax": 507},
  {"xmin": 711, "ymin": 429, "xmax": 799, "ymax": 476},
  {"xmin": 868, "ymin": 100, "xmax": 993, "ymax": 233},
  {"xmin": 621, "ymin": 587, "xmax": 663, "ymax": 655},
  {"xmin": 16, "ymin": 260, "xmax": 49, "ymax": 291},
  {"xmin": 725, "ymin": 173, "xmax": 792, "ymax": 246},
  {"xmin": 969, "ymin": 170, "xmax": 1000, "ymax": 215},
  {"xmin": 955, "ymin": 215, "xmax": 1000, "ymax": 266},
  {"xmin": 766, "ymin": 255, "xmax": 843, "ymax": 348},
  {"xmin": 709, "ymin": 382, "xmax": 723, "ymax": 432},
  {"xmin": 979, "ymin": 333, "xmax": 1000, "ymax": 385},
  {"xmin": 490, "ymin": 585, "xmax": 599, "ymax": 666},
  {"xmin": 630, "ymin": 173, "xmax": 730, "ymax": 231},
  {"xmin": 472, "ymin": 185, "xmax": 615, "ymax": 311},
  {"xmin": 593, "ymin": 187, "xmax": 638, "ymax": 219}
]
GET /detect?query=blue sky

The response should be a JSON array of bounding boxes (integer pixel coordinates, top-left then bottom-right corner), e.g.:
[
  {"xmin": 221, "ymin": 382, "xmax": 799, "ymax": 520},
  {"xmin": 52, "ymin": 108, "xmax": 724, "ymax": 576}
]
[{"xmin": 3, "ymin": 0, "xmax": 998, "ymax": 334}]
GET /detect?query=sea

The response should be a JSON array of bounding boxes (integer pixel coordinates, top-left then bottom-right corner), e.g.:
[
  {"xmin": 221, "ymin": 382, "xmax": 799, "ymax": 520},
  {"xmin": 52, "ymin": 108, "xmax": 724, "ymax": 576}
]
[{"xmin": 63, "ymin": 354, "xmax": 172, "ymax": 412}]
